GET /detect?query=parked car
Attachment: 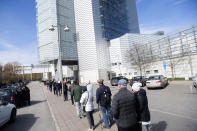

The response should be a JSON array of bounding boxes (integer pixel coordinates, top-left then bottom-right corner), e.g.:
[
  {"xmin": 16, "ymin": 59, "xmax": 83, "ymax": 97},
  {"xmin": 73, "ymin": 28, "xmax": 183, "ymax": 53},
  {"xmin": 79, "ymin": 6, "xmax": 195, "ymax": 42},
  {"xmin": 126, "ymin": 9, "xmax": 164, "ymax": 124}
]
[
  {"xmin": 111, "ymin": 76, "xmax": 128, "ymax": 86},
  {"xmin": 146, "ymin": 75, "xmax": 168, "ymax": 89},
  {"xmin": 129, "ymin": 76, "xmax": 147, "ymax": 87},
  {"xmin": 0, "ymin": 89, "xmax": 17, "ymax": 105},
  {"xmin": 0, "ymin": 85, "xmax": 30, "ymax": 107},
  {"xmin": 193, "ymin": 74, "xmax": 197, "ymax": 88},
  {"xmin": 0, "ymin": 95, "xmax": 17, "ymax": 127}
]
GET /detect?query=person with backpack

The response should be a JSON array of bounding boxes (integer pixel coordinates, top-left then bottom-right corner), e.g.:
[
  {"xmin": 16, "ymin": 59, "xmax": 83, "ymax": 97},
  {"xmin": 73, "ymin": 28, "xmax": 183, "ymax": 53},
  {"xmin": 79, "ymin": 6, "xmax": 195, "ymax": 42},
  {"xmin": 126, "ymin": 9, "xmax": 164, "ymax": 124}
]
[
  {"xmin": 80, "ymin": 83, "xmax": 95, "ymax": 131},
  {"xmin": 132, "ymin": 83, "xmax": 151, "ymax": 131},
  {"xmin": 96, "ymin": 79, "xmax": 114, "ymax": 129},
  {"xmin": 71, "ymin": 81, "xmax": 83, "ymax": 118},
  {"xmin": 112, "ymin": 79, "xmax": 138, "ymax": 131}
]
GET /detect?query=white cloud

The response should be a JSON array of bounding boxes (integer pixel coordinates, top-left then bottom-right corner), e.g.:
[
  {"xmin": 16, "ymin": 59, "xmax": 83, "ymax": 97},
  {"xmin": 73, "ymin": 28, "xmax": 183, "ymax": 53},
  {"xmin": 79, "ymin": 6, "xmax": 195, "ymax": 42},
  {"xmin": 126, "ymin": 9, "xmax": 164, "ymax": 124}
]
[
  {"xmin": 0, "ymin": 40, "xmax": 38, "ymax": 65},
  {"xmin": 139, "ymin": 24, "xmax": 176, "ymax": 34}
]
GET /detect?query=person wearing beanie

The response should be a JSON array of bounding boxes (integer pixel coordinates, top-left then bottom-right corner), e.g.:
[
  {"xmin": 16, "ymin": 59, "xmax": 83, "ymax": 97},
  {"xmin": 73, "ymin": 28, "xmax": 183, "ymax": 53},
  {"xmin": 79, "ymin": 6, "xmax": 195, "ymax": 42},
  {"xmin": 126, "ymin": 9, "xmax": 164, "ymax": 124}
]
[
  {"xmin": 112, "ymin": 79, "xmax": 138, "ymax": 131},
  {"xmin": 132, "ymin": 83, "xmax": 151, "ymax": 131}
]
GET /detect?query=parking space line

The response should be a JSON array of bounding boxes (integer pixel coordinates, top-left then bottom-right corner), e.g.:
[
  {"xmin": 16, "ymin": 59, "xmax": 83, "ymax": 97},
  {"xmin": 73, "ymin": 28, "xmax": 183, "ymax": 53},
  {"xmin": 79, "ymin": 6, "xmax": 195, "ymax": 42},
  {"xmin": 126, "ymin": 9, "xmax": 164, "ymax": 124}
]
[{"xmin": 150, "ymin": 108, "xmax": 197, "ymax": 121}]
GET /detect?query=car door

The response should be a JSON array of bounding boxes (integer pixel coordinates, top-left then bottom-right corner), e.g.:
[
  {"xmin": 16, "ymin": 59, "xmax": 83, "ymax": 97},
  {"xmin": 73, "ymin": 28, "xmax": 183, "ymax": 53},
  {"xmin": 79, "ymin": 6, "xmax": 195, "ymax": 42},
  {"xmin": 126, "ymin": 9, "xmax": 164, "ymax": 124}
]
[{"xmin": 0, "ymin": 100, "xmax": 7, "ymax": 126}]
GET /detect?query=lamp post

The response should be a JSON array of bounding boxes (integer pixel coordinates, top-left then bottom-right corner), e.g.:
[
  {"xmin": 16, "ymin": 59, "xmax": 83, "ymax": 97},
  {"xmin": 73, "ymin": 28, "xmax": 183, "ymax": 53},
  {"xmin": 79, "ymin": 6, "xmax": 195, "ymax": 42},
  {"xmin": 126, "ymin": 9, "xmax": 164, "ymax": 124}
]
[{"xmin": 49, "ymin": 24, "xmax": 70, "ymax": 99}]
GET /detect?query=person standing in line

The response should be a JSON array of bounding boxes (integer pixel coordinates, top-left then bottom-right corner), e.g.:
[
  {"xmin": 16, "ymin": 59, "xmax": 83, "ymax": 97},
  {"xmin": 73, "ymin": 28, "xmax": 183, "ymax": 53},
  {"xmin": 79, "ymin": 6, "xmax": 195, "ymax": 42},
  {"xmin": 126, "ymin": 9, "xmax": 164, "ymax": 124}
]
[
  {"xmin": 49, "ymin": 80, "xmax": 53, "ymax": 92},
  {"xmin": 56, "ymin": 81, "xmax": 60, "ymax": 96},
  {"xmin": 71, "ymin": 81, "xmax": 83, "ymax": 118},
  {"xmin": 53, "ymin": 80, "xmax": 56, "ymax": 95},
  {"xmin": 68, "ymin": 82, "xmax": 74, "ymax": 105},
  {"xmin": 132, "ymin": 83, "xmax": 151, "ymax": 131},
  {"xmin": 111, "ymin": 79, "xmax": 138, "ymax": 131},
  {"xmin": 96, "ymin": 79, "xmax": 115, "ymax": 129},
  {"xmin": 80, "ymin": 83, "xmax": 95, "ymax": 131},
  {"xmin": 58, "ymin": 81, "xmax": 62, "ymax": 96},
  {"xmin": 60, "ymin": 81, "xmax": 62, "ymax": 95},
  {"xmin": 63, "ymin": 81, "xmax": 68, "ymax": 101}
]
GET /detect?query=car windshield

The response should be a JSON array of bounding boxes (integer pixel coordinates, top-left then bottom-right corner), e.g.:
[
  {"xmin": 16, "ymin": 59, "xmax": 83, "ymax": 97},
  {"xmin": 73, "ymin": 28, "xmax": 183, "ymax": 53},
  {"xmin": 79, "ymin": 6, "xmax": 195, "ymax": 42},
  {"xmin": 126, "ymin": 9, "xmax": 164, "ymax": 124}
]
[
  {"xmin": 0, "ymin": 90, "xmax": 8, "ymax": 96},
  {"xmin": 148, "ymin": 76, "xmax": 160, "ymax": 80},
  {"xmin": 111, "ymin": 77, "xmax": 120, "ymax": 80},
  {"xmin": 133, "ymin": 76, "xmax": 142, "ymax": 80}
]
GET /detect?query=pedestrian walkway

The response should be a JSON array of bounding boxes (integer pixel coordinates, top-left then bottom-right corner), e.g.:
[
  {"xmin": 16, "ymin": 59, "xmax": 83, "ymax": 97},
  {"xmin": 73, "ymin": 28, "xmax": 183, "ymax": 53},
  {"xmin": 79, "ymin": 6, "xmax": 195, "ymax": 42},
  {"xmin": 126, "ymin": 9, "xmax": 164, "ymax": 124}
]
[{"xmin": 40, "ymin": 82, "xmax": 117, "ymax": 131}]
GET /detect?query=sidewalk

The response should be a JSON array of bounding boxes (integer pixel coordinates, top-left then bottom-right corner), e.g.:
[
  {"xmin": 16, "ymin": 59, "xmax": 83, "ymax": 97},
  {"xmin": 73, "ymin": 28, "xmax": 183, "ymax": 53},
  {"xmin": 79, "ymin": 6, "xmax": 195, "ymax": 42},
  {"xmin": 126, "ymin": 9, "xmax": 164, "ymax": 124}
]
[{"xmin": 40, "ymin": 82, "xmax": 117, "ymax": 131}]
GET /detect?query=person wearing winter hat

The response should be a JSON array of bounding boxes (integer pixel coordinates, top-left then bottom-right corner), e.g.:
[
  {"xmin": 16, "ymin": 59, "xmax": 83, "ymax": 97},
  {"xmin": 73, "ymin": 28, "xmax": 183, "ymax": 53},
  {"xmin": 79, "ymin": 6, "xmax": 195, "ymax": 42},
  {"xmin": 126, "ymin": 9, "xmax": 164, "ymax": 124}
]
[
  {"xmin": 132, "ymin": 83, "xmax": 151, "ymax": 131},
  {"xmin": 112, "ymin": 79, "xmax": 138, "ymax": 131}
]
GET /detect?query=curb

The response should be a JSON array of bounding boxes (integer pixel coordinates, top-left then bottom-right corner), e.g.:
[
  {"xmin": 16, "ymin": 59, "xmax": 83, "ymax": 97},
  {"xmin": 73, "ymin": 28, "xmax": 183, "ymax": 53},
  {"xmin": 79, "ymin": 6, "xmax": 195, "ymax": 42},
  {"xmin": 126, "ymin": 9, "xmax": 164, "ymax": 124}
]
[{"xmin": 41, "ymin": 84, "xmax": 61, "ymax": 131}]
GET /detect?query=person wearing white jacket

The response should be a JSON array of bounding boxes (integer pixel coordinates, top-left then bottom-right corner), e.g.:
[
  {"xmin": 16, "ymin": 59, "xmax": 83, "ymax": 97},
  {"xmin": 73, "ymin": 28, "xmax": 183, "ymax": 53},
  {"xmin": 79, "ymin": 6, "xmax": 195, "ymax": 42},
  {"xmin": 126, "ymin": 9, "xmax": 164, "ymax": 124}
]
[{"xmin": 80, "ymin": 83, "xmax": 95, "ymax": 131}]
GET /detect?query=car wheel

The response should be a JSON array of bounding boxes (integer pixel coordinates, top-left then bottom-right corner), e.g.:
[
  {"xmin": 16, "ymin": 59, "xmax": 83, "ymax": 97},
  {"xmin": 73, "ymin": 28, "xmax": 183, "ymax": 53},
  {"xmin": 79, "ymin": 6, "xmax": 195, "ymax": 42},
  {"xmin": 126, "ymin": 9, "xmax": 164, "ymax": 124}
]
[{"xmin": 9, "ymin": 109, "xmax": 16, "ymax": 123}]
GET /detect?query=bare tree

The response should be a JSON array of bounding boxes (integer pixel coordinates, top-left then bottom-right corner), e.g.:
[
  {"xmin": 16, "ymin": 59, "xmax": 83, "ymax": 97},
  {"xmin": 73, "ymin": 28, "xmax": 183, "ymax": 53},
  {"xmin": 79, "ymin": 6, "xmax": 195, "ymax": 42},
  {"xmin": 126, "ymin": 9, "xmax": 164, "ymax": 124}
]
[
  {"xmin": 1, "ymin": 62, "xmax": 22, "ymax": 85},
  {"xmin": 166, "ymin": 36, "xmax": 186, "ymax": 79},
  {"xmin": 126, "ymin": 44, "xmax": 151, "ymax": 76}
]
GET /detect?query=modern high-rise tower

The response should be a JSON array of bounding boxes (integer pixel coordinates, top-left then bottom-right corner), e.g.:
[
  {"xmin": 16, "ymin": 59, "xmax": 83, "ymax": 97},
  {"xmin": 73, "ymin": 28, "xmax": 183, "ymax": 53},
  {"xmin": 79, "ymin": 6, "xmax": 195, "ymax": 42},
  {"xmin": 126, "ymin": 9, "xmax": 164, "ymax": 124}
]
[
  {"xmin": 35, "ymin": 0, "xmax": 78, "ymax": 63},
  {"xmin": 35, "ymin": 0, "xmax": 140, "ymax": 82},
  {"xmin": 74, "ymin": 0, "xmax": 140, "ymax": 82}
]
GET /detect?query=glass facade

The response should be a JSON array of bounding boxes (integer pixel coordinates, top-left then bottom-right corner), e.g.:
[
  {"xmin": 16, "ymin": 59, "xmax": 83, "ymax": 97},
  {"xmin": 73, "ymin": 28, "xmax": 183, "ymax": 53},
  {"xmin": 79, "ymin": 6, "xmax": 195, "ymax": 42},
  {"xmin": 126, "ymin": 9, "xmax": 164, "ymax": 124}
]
[{"xmin": 99, "ymin": 0, "xmax": 129, "ymax": 40}]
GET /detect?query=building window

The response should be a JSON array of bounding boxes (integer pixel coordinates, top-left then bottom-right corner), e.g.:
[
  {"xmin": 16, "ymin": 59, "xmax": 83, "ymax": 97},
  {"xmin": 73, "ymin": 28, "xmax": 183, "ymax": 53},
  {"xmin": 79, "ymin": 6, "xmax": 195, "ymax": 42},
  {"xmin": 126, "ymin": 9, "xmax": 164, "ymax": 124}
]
[
  {"xmin": 119, "ymin": 73, "xmax": 122, "ymax": 76},
  {"xmin": 146, "ymin": 71, "xmax": 150, "ymax": 74},
  {"xmin": 124, "ymin": 73, "xmax": 127, "ymax": 76},
  {"xmin": 129, "ymin": 72, "xmax": 132, "ymax": 75},
  {"xmin": 115, "ymin": 63, "xmax": 117, "ymax": 65},
  {"xmin": 134, "ymin": 72, "xmax": 137, "ymax": 75},
  {"xmin": 154, "ymin": 70, "xmax": 159, "ymax": 73}
]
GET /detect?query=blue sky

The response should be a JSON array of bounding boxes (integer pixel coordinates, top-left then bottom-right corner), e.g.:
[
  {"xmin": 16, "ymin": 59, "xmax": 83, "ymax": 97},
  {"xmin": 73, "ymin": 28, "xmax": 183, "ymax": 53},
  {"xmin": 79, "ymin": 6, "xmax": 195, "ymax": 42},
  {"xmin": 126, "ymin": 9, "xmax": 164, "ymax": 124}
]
[{"xmin": 0, "ymin": 0, "xmax": 197, "ymax": 65}]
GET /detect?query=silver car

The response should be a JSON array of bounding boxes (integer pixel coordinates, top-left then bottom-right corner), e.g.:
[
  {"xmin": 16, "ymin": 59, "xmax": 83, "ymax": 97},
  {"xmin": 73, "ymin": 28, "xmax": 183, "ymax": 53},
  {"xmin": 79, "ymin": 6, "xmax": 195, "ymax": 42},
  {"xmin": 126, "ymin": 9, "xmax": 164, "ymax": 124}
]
[
  {"xmin": 193, "ymin": 74, "xmax": 197, "ymax": 88},
  {"xmin": 146, "ymin": 75, "xmax": 168, "ymax": 89}
]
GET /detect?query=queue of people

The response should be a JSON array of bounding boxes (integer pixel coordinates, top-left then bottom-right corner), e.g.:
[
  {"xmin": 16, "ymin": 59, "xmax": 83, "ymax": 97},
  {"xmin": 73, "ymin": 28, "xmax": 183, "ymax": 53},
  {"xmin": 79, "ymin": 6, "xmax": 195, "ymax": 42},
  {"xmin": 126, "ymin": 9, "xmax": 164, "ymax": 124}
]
[{"xmin": 44, "ymin": 79, "xmax": 151, "ymax": 131}]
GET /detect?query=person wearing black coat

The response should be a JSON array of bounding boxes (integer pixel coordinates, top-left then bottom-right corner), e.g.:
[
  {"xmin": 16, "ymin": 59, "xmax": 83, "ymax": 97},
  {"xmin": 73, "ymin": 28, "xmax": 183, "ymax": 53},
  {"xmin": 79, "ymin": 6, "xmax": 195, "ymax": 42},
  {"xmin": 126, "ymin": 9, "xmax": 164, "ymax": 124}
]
[
  {"xmin": 49, "ymin": 80, "xmax": 53, "ymax": 92},
  {"xmin": 53, "ymin": 81, "xmax": 56, "ymax": 95},
  {"xmin": 112, "ymin": 79, "xmax": 138, "ymax": 131},
  {"xmin": 63, "ymin": 81, "xmax": 68, "ymax": 101},
  {"xmin": 132, "ymin": 83, "xmax": 151, "ymax": 131}
]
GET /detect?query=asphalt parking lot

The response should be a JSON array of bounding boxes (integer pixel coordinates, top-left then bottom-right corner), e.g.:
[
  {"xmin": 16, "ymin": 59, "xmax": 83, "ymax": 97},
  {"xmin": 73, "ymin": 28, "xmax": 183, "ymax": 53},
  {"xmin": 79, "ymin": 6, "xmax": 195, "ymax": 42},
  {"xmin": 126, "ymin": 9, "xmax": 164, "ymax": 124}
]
[{"xmin": 107, "ymin": 80, "xmax": 197, "ymax": 131}]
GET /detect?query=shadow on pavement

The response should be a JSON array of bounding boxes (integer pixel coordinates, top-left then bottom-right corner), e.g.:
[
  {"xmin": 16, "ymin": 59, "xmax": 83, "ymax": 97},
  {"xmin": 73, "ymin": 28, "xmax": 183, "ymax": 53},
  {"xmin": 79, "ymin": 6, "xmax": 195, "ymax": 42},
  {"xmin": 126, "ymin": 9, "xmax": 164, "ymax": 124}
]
[
  {"xmin": 94, "ymin": 120, "xmax": 103, "ymax": 130},
  {"xmin": 0, "ymin": 114, "xmax": 39, "ymax": 131},
  {"xmin": 17, "ymin": 100, "xmax": 46, "ymax": 109},
  {"xmin": 30, "ymin": 100, "xmax": 46, "ymax": 106},
  {"xmin": 150, "ymin": 121, "xmax": 167, "ymax": 131}
]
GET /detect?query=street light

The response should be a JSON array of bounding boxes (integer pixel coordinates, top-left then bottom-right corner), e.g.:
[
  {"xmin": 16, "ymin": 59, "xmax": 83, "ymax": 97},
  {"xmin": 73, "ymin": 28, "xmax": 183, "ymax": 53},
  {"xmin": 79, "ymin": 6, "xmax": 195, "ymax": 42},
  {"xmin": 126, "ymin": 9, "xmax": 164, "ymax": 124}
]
[{"xmin": 49, "ymin": 24, "xmax": 70, "ymax": 99}]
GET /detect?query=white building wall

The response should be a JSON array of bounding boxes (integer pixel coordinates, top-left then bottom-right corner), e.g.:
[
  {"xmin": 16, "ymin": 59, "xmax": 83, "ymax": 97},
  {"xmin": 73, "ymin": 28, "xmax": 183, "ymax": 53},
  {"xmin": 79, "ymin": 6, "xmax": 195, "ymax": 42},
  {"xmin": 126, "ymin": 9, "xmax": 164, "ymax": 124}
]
[
  {"xmin": 74, "ymin": 0, "xmax": 111, "ymax": 83},
  {"xmin": 36, "ymin": 0, "xmax": 59, "ymax": 62},
  {"xmin": 110, "ymin": 33, "xmax": 197, "ymax": 79},
  {"xmin": 36, "ymin": 0, "xmax": 78, "ymax": 63}
]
